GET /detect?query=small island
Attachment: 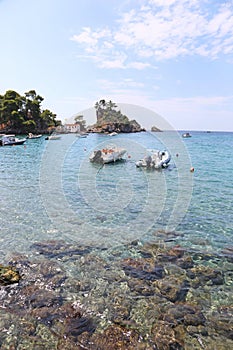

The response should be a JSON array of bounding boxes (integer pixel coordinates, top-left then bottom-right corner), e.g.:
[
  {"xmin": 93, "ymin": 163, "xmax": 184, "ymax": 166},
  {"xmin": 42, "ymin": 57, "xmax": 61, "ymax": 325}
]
[
  {"xmin": 87, "ymin": 99, "xmax": 145, "ymax": 133},
  {"xmin": 151, "ymin": 126, "xmax": 162, "ymax": 132}
]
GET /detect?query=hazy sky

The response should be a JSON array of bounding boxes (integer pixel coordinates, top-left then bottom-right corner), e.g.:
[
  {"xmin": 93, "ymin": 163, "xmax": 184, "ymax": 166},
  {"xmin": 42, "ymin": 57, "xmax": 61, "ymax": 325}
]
[{"xmin": 1, "ymin": 0, "xmax": 233, "ymax": 131}]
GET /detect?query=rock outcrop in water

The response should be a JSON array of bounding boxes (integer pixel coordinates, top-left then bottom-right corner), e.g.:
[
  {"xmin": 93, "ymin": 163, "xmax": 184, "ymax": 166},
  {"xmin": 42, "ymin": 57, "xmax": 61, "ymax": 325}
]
[
  {"xmin": 87, "ymin": 99, "xmax": 145, "ymax": 133},
  {"xmin": 151, "ymin": 125, "xmax": 162, "ymax": 132}
]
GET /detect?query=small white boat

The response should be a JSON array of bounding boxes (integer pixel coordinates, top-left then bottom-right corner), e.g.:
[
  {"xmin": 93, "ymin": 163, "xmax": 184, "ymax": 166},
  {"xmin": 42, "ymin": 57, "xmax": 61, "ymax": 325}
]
[
  {"xmin": 136, "ymin": 150, "xmax": 171, "ymax": 169},
  {"xmin": 0, "ymin": 134, "xmax": 27, "ymax": 146},
  {"xmin": 182, "ymin": 132, "xmax": 192, "ymax": 138},
  {"xmin": 90, "ymin": 146, "xmax": 127, "ymax": 164},
  {"xmin": 109, "ymin": 132, "xmax": 118, "ymax": 136},
  {"xmin": 28, "ymin": 133, "xmax": 42, "ymax": 139},
  {"xmin": 45, "ymin": 134, "xmax": 61, "ymax": 140}
]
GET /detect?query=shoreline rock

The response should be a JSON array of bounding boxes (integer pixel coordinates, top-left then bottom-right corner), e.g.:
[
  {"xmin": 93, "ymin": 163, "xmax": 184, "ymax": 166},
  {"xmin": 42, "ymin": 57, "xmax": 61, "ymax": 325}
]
[{"xmin": 88, "ymin": 122, "xmax": 146, "ymax": 133}]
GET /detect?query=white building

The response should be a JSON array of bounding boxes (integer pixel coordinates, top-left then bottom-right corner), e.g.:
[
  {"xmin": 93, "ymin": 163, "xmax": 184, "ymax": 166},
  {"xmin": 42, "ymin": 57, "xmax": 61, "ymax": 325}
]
[{"xmin": 64, "ymin": 123, "xmax": 80, "ymax": 133}]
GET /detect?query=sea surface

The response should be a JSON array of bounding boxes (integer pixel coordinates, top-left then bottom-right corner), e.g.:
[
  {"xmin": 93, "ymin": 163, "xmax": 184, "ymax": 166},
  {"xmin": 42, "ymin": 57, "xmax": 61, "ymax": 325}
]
[{"xmin": 0, "ymin": 131, "xmax": 232, "ymax": 348}]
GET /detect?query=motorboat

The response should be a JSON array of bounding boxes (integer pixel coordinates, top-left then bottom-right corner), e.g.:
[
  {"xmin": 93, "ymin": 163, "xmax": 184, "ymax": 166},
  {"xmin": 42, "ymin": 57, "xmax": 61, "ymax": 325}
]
[
  {"xmin": 27, "ymin": 133, "xmax": 42, "ymax": 139},
  {"xmin": 109, "ymin": 132, "xmax": 118, "ymax": 136},
  {"xmin": 136, "ymin": 150, "xmax": 171, "ymax": 169},
  {"xmin": 0, "ymin": 134, "xmax": 27, "ymax": 146},
  {"xmin": 90, "ymin": 146, "xmax": 127, "ymax": 164},
  {"xmin": 182, "ymin": 132, "xmax": 192, "ymax": 138},
  {"xmin": 45, "ymin": 134, "xmax": 61, "ymax": 140},
  {"xmin": 76, "ymin": 132, "xmax": 88, "ymax": 138}
]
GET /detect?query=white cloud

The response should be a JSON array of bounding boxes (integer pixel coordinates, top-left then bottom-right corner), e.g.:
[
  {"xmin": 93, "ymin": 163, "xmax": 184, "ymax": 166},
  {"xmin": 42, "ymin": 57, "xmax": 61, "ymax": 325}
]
[
  {"xmin": 97, "ymin": 52, "xmax": 127, "ymax": 69},
  {"xmin": 128, "ymin": 61, "xmax": 151, "ymax": 69},
  {"xmin": 71, "ymin": 27, "xmax": 98, "ymax": 47},
  {"xmin": 96, "ymin": 78, "xmax": 145, "ymax": 90},
  {"xmin": 70, "ymin": 0, "xmax": 233, "ymax": 69}
]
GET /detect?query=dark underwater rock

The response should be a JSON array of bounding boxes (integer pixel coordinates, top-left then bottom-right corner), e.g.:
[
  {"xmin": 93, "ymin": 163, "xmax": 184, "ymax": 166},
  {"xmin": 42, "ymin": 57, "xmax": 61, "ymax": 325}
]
[
  {"xmin": 221, "ymin": 246, "xmax": 233, "ymax": 263},
  {"xmin": 121, "ymin": 258, "xmax": 165, "ymax": 281},
  {"xmin": 0, "ymin": 240, "xmax": 232, "ymax": 349},
  {"xmin": 162, "ymin": 303, "xmax": 206, "ymax": 328},
  {"xmin": 187, "ymin": 265, "xmax": 224, "ymax": 287},
  {"xmin": 156, "ymin": 277, "xmax": 190, "ymax": 302},
  {"xmin": 88, "ymin": 324, "xmax": 152, "ymax": 350},
  {"xmin": 176, "ymin": 255, "xmax": 194, "ymax": 269},
  {"xmin": 31, "ymin": 240, "xmax": 91, "ymax": 260},
  {"xmin": 207, "ymin": 306, "xmax": 233, "ymax": 340},
  {"xmin": 127, "ymin": 278, "xmax": 157, "ymax": 296},
  {"xmin": 151, "ymin": 321, "xmax": 184, "ymax": 350}
]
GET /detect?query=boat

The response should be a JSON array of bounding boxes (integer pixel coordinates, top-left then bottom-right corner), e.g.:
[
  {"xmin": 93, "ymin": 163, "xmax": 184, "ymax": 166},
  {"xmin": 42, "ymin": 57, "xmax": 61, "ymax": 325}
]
[
  {"xmin": 76, "ymin": 133, "xmax": 88, "ymax": 138},
  {"xmin": 0, "ymin": 134, "xmax": 27, "ymax": 146},
  {"xmin": 89, "ymin": 146, "xmax": 127, "ymax": 164},
  {"xmin": 45, "ymin": 134, "xmax": 61, "ymax": 140},
  {"xmin": 109, "ymin": 132, "xmax": 118, "ymax": 136},
  {"xmin": 27, "ymin": 133, "xmax": 42, "ymax": 139},
  {"xmin": 182, "ymin": 132, "xmax": 192, "ymax": 138},
  {"xmin": 136, "ymin": 150, "xmax": 171, "ymax": 169}
]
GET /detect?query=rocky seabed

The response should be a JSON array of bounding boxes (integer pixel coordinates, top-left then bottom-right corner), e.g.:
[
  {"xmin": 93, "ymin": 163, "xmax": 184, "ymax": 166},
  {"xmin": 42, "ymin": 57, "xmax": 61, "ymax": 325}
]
[{"xmin": 0, "ymin": 233, "xmax": 233, "ymax": 349}]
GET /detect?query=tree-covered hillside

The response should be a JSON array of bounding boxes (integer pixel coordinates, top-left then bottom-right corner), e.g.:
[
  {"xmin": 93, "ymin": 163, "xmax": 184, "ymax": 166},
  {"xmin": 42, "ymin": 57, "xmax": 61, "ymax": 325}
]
[
  {"xmin": 0, "ymin": 90, "xmax": 61, "ymax": 134},
  {"xmin": 91, "ymin": 99, "xmax": 143, "ymax": 133},
  {"xmin": 94, "ymin": 99, "xmax": 129, "ymax": 124}
]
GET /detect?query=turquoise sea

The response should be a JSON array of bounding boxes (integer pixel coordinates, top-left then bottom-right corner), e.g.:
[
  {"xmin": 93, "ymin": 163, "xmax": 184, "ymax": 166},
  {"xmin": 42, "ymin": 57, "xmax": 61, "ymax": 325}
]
[{"xmin": 0, "ymin": 131, "xmax": 232, "ymax": 349}]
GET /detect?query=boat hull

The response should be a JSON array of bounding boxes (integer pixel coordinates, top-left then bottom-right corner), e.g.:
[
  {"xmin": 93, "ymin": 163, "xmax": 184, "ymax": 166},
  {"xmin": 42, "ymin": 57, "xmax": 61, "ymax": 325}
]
[
  {"xmin": 136, "ymin": 150, "xmax": 171, "ymax": 169},
  {"xmin": 90, "ymin": 147, "xmax": 127, "ymax": 164},
  {"xmin": 0, "ymin": 135, "xmax": 27, "ymax": 146}
]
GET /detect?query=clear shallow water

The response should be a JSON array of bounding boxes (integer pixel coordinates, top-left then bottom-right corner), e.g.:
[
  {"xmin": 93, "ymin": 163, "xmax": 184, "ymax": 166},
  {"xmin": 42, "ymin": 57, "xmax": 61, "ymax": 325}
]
[
  {"xmin": 0, "ymin": 131, "xmax": 233, "ymax": 348},
  {"xmin": 0, "ymin": 131, "xmax": 232, "ymax": 257},
  {"xmin": 179, "ymin": 131, "xmax": 233, "ymax": 251}
]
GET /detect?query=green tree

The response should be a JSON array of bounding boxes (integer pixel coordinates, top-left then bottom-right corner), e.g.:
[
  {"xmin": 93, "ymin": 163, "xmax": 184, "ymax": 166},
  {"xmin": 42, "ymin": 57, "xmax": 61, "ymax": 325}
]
[
  {"xmin": 0, "ymin": 89, "xmax": 59, "ymax": 133},
  {"xmin": 74, "ymin": 115, "xmax": 86, "ymax": 131},
  {"xmin": 107, "ymin": 100, "xmax": 117, "ymax": 111},
  {"xmin": 94, "ymin": 99, "xmax": 128, "ymax": 125}
]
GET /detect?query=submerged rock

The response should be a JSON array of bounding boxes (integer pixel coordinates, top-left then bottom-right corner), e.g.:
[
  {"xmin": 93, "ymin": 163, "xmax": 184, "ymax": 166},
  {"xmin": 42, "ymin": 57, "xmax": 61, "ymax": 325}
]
[
  {"xmin": 187, "ymin": 265, "xmax": 224, "ymax": 287},
  {"xmin": 221, "ymin": 246, "xmax": 233, "ymax": 263},
  {"xmin": 151, "ymin": 321, "xmax": 184, "ymax": 350},
  {"xmin": 0, "ymin": 239, "xmax": 232, "ymax": 349},
  {"xmin": 89, "ymin": 324, "xmax": 152, "ymax": 350},
  {"xmin": 0, "ymin": 264, "xmax": 21, "ymax": 285},
  {"xmin": 156, "ymin": 277, "xmax": 190, "ymax": 302},
  {"xmin": 121, "ymin": 258, "xmax": 165, "ymax": 281},
  {"xmin": 162, "ymin": 303, "xmax": 206, "ymax": 328},
  {"xmin": 207, "ymin": 306, "xmax": 233, "ymax": 340},
  {"xmin": 31, "ymin": 240, "xmax": 91, "ymax": 260}
]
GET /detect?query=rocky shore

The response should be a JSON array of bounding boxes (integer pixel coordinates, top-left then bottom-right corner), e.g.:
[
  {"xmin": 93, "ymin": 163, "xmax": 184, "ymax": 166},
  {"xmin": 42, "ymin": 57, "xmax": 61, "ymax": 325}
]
[
  {"xmin": 0, "ymin": 235, "xmax": 232, "ymax": 349},
  {"xmin": 88, "ymin": 121, "xmax": 145, "ymax": 134}
]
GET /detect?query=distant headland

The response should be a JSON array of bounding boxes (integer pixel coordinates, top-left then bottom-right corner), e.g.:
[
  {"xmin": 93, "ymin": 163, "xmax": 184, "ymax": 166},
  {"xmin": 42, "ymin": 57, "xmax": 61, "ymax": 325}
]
[
  {"xmin": 0, "ymin": 89, "xmax": 61, "ymax": 134},
  {"xmin": 0, "ymin": 92, "xmax": 161, "ymax": 135}
]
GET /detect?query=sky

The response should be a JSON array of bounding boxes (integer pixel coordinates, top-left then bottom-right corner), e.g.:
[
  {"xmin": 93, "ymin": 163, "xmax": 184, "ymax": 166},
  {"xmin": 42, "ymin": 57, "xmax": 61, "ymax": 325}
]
[{"xmin": 0, "ymin": 0, "xmax": 233, "ymax": 131}]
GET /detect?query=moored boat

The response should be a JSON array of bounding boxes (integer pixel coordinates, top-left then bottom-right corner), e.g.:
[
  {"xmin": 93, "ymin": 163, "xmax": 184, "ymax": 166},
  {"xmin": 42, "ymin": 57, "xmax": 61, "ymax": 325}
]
[
  {"xmin": 136, "ymin": 150, "xmax": 171, "ymax": 169},
  {"xmin": 182, "ymin": 132, "xmax": 192, "ymax": 138},
  {"xmin": 0, "ymin": 134, "xmax": 27, "ymax": 146},
  {"xmin": 45, "ymin": 134, "xmax": 61, "ymax": 140},
  {"xmin": 76, "ymin": 133, "xmax": 88, "ymax": 138},
  {"xmin": 27, "ymin": 133, "xmax": 42, "ymax": 139},
  {"xmin": 90, "ymin": 146, "xmax": 127, "ymax": 164}
]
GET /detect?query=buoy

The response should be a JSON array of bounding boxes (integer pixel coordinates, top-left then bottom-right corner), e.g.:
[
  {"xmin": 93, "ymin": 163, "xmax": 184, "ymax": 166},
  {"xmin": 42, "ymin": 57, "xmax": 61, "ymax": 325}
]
[
  {"xmin": 176, "ymin": 153, "xmax": 179, "ymax": 157},
  {"xmin": 190, "ymin": 167, "xmax": 194, "ymax": 172},
  {"xmin": 128, "ymin": 155, "xmax": 131, "ymax": 158}
]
